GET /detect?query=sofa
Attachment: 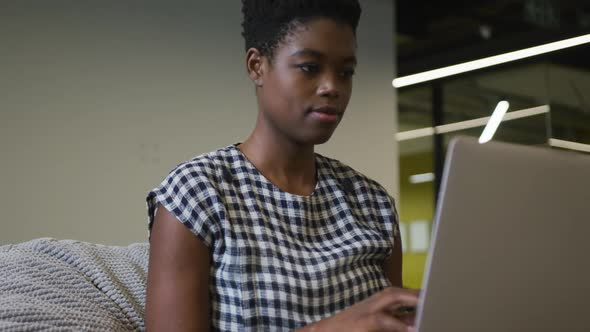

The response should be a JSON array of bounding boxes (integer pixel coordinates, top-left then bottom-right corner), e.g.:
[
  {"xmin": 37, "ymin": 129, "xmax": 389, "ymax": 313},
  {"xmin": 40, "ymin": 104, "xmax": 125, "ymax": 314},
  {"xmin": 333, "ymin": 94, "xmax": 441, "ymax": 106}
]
[{"xmin": 0, "ymin": 238, "xmax": 148, "ymax": 331}]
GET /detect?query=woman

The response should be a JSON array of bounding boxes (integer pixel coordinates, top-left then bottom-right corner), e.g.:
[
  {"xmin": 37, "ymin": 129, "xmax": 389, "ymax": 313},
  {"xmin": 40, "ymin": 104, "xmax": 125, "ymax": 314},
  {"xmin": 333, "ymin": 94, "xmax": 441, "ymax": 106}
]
[{"xmin": 145, "ymin": 1, "xmax": 419, "ymax": 331}]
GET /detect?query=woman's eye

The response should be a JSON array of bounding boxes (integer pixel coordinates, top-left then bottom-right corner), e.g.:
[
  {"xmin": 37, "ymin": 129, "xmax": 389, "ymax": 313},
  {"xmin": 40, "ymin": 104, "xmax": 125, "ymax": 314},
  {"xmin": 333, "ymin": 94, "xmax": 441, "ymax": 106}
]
[
  {"xmin": 340, "ymin": 69, "xmax": 355, "ymax": 78},
  {"xmin": 298, "ymin": 64, "xmax": 320, "ymax": 73}
]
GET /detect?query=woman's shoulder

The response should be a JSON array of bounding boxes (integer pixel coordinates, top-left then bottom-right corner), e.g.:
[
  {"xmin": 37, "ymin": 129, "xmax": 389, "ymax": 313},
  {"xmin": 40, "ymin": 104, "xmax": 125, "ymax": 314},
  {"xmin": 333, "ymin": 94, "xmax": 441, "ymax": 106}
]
[
  {"xmin": 146, "ymin": 145, "xmax": 239, "ymax": 244},
  {"xmin": 163, "ymin": 144, "xmax": 238, "ymax": 189},
  {"xmin": 170, "ymin": 145, "xmax": 237, "ymax": 174}
]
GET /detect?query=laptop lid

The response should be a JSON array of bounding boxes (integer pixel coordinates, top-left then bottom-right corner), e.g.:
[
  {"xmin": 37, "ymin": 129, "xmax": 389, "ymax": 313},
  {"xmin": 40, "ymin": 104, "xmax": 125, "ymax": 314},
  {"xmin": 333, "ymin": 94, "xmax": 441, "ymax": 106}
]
[{"xmin": 415, "ymin": 136, "xmax": 590, "ymax": 332}]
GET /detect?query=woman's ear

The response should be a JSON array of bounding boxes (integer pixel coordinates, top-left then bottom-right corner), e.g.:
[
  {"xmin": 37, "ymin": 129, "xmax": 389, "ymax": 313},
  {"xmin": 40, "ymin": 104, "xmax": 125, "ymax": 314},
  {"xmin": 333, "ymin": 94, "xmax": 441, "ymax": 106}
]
[{"xmin": 246, "ymin": 48, "xmax": 264, "ymax": 87}]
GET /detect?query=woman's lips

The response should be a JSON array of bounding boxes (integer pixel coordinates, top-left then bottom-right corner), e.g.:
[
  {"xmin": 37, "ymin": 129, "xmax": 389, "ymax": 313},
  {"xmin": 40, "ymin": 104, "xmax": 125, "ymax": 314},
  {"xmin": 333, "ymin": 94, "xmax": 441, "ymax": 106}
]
[
  {"xmin": 310, "ymin": 111, "xmax": 339, "ymax": 122},
  {"xmin": 309, "ymin": 106, "xmax": 341, "ymax": 122}
]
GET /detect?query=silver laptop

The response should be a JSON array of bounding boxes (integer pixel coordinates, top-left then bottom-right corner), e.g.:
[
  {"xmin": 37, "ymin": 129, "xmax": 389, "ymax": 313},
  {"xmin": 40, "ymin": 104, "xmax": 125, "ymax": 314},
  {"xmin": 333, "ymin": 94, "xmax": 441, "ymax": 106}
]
[{"xmin": 415, "ymin": 136, "xmax": 590, "ymax": 332}]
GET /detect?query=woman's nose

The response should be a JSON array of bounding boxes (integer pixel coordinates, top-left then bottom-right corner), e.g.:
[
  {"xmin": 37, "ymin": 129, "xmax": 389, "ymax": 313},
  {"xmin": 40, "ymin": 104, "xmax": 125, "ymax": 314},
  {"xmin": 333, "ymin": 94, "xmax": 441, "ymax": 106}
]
[{"xmin": 316, "ymin": 73, "xmax": 341, "ymax": 99}]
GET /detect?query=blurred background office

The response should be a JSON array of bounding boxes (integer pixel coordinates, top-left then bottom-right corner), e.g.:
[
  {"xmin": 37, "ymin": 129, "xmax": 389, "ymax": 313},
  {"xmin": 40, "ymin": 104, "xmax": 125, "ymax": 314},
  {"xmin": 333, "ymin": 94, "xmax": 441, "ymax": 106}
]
[
  {"xmin": 396, "ymin": 0, "xmax": 590, "ymax": 288},
  {"xmin": 1, "ymin": 0, "xmax": 588, "ymax": 288}
]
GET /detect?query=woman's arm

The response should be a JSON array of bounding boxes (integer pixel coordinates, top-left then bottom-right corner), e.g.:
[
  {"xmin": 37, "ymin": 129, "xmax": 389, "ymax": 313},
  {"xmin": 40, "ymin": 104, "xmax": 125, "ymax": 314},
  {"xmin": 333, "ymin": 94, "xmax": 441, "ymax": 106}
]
[
  {"xmin": 384, "ymin": 232, "xmax": 404, "ymax": 287},
  {"xmin": 145, "ymin": 204, "xmax": 211, "ymax": 332}
]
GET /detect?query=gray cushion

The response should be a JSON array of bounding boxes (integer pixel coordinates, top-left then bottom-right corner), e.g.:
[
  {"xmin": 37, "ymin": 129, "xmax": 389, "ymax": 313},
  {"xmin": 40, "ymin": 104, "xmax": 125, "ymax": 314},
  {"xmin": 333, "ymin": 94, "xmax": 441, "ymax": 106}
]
[{"xmin": 0, "ymin": 238, "xmax": 148, "ymax": 331}]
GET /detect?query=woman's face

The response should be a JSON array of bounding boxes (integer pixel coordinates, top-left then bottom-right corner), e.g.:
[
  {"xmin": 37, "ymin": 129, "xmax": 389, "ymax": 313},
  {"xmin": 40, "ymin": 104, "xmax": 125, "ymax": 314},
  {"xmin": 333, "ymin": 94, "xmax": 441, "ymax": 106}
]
[{"xmin": 253, "ymin": 18, "xmax": 357, "ymax": 146}]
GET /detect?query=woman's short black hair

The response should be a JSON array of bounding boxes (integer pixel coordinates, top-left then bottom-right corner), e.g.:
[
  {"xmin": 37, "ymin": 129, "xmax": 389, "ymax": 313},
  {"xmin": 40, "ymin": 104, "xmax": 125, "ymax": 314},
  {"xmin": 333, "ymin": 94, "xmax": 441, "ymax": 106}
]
[{"xmin": 241, "ymin": 0, "xmax": 361, "ymax": 60}]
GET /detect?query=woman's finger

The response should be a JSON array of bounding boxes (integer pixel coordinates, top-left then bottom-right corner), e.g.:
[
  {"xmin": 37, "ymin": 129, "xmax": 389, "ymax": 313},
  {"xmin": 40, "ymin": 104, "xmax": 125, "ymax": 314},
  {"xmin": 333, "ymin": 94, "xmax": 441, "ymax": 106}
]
[
  {"xmin": 372, "ymin": 311, "xmax": 413, "ymax": 332},
  {"xmin": 373, "ymin": 287, "xmax": 420, "ymax": 310}
]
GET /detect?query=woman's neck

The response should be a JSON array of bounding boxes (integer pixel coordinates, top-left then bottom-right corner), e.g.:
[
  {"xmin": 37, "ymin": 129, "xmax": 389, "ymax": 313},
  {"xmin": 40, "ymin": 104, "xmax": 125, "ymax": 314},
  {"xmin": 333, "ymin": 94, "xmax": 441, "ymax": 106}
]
[{"xmin": 238, "ymin": 124, "xmax": 317, "ymax": 196}]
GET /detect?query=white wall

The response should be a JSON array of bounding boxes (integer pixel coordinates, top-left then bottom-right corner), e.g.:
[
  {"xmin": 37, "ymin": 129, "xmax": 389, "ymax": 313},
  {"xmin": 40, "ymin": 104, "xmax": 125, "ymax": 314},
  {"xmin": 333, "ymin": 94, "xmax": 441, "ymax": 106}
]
[{"xmin": 0, "ymin": 0, "xmax": 398, "ymax": 245}]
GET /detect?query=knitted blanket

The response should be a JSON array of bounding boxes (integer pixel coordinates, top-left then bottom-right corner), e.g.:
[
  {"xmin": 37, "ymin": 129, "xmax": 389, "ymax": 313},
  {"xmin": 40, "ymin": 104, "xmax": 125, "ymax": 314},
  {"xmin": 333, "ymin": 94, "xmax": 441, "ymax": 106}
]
[{"xmin": 0, "ymin": 238, "xmax": 148, "ymax": 331}]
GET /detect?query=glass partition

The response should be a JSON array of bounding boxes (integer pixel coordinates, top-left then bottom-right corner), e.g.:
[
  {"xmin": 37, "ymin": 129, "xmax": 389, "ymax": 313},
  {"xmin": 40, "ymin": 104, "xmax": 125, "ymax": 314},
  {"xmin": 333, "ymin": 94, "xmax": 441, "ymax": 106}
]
[{"xmin": 397, "ymin": 51, "xmax": 590, "ymax": 288}]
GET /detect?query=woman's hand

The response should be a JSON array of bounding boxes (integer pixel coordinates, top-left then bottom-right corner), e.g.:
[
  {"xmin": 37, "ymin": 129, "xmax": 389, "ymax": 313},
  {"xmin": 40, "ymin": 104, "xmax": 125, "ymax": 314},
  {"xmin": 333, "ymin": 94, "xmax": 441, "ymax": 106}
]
[{"xmin": 298, "ymin": 287, "xmax": 420, "ymax": 332}]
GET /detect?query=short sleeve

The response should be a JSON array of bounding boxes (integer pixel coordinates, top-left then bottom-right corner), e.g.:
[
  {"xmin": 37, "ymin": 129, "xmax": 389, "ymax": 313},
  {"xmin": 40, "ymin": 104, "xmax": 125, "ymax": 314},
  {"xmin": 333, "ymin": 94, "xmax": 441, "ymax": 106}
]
[{"xmin": 146, "ymin": 161, "xmax": 221, "ymax": 248}]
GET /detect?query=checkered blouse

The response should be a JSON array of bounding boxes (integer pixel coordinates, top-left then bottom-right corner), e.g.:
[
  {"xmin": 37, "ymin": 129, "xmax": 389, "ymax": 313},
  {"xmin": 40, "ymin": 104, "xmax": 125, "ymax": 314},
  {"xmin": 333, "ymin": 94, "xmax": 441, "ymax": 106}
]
[{"xmin": 146, "ymin": 144, "xmax": 399, "ymax": 331}]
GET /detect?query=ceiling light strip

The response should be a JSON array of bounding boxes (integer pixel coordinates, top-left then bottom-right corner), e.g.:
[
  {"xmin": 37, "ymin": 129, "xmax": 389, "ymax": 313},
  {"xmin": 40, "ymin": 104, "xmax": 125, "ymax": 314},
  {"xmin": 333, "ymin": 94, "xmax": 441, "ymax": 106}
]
[
  {"xmin": 409, "ymin": 172, "xmax": 435, "ymax": 184},
  {"xmin": 396, "ymin": 105, "xmax": 550, "ymax": 141},
  {"xmin": 548, "ymin": 139, "xmax": 590, "ymax": 153},
  {"xmin": 435, "ymin": 117, "xmax": 490, "ymax": 135},
  {"xmin": 392, "ymin": 34, "xmax": 590, "ymax": 88},
  {"xmin": 479, "ymin": 101, "xmax": 510, "ymax": 144},
  {"xmin": 396, "ymin": 127, "xmax": 436, "ymax": 141},
  {"xmin": 501, "ymin": 105, "xmax": 549, "ymax": 121}
]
